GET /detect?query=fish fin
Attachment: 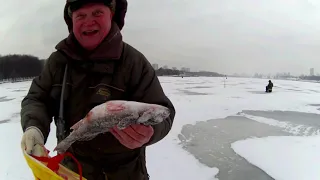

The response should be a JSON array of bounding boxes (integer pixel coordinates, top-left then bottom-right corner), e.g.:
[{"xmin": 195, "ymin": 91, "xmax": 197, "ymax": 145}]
[
  {"xmin": 117, "ymin": 113, "xmax": 139, "ymax": 129},
  {"xmin": 54, "ymin": 136, "xmax": 75, "ymax": 153}
]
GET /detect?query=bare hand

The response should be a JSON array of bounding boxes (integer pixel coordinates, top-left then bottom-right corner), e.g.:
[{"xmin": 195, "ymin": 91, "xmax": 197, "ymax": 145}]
[{"xmin": 110, "ymin": 124, "xmax": 154, "ymax": 149}]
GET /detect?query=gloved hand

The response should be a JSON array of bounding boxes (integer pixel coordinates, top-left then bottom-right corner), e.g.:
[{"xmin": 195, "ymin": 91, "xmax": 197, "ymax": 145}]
[{"xmin": 21, "ymin": 126, "xmax": 45, "ymax": 156}]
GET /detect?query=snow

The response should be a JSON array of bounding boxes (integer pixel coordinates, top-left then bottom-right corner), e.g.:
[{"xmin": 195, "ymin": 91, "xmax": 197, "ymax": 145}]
[
  {"xmin": 147, "ymin": 137, "xmax": 219, "ymax": 180},
  {"xmin": 238, "ymin": 113, "xmax": 320, "ymax": 136},
  {"xmin": 231, "ymin": 136, "xmax": 320, "ymax": 180},
  {"xmin": 1, "ymin": 77, "xmax": 320, "ymax": 180}
]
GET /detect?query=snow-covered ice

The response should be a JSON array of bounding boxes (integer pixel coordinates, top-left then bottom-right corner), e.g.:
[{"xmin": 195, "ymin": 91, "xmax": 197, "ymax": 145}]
[
  {"xmin": 232, "ymin": 136, "xmax": 320, "ymax": 180},
  {"xmin": 1, "ymin": 77, "xmax": 320, "ymax": 180}
]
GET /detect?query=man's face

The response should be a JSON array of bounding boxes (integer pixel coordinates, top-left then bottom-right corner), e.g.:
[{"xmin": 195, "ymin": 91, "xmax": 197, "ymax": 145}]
[{"xmin": 72, "ymin": 3, "xmax": 113, "ymax": 50}]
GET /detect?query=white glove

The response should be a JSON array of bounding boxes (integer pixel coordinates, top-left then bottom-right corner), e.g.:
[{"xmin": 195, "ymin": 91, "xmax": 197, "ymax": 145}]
[{"xmin": 21, "ymin": 126, "xmax": 45, "ymax": 156}]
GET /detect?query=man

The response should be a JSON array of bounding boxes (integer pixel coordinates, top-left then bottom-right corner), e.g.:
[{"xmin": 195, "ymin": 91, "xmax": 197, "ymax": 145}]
[
  {"xmin": 20, "ymin": 0, "xmax": 176, "ymax": 179},
  {"xmin": 266, "ymin": 80, "xmax": 273, "ymax": 92}
]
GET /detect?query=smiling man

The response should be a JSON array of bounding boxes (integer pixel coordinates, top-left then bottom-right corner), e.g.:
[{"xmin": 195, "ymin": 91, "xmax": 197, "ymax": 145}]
[
  {"xmin": 69, "ymin": 1, "xmax": 114, "ymax": 50},
  {"xmin": 20, "ymin": 0, "xmax": 176, "ymax": 179}
]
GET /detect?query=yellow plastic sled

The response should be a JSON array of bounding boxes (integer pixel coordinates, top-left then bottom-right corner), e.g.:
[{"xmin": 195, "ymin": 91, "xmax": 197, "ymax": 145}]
[{"xmin": 22, "ymin": 145, "xmax": 86, "ymax": 180}]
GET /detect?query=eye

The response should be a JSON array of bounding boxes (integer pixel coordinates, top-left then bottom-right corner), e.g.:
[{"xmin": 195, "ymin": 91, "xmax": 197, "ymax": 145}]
[
  {"xmin": 93, "ymin": 10, "xmax": 103, "ymax": 16},
  {"xmin": 75, "ymin": 13, "xmax": 85, "ymax": 19}
]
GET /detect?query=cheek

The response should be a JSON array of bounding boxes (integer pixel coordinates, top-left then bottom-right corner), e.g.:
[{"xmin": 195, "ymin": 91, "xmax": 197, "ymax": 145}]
[
  {"xmin": 72, "ymin": 21, "xmax": 83, "ymax": 36},
  {"xmin": 98, "ymin": 17, "xmax": 112, "ymax": 31},
  {"xmin": 100, "ymin": 14, "xmax": 112, "ymax": 25}
]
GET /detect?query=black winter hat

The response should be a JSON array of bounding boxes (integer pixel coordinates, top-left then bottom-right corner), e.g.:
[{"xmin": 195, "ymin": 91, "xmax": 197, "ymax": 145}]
[
  {"xmin": 67, "ymin": 0, "xmax": 116, "ymax": 17},
  {"xmin": 63, "ymin": 0, "xmax": 128, "ymax": 32}
]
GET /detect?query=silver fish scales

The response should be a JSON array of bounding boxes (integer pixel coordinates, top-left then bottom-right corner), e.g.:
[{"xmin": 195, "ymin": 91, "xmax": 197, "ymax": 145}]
[{"xmin": 54, "ymin": 100, "xmax": 170, "ymax": 153}]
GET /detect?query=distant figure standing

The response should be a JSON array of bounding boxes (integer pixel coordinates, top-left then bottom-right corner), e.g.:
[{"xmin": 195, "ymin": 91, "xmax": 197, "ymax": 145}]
[{"xmin": 266, "ymin": 80, "xmax": 273, "ymax": 92}]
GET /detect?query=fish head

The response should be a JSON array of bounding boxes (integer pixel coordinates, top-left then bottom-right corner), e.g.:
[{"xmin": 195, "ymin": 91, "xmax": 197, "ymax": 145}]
[
  {"xmin": 152, "ymin": 105, "xmax": 171, "ymax": 121},
  {"xmin": 137, "ymin": 104, "xmax": 171, "ymax": 125}
]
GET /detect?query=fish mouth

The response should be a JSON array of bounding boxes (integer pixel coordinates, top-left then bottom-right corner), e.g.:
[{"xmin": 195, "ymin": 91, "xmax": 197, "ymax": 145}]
[
  {"xmin": 161, "ymin": 108, "xmax": 171, "ymax": 118},
  {"xmin": 149, "ymin": 110, "xmax": 171, "ymax": 125},
  {"xmin": 142, "ymin": 118, "xmax": 159, "ymax": 126}
]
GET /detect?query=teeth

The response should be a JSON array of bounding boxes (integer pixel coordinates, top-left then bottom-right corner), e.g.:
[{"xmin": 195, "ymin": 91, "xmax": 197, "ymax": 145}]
[{"xmin": 83, "ymin": 30, "xmax": 98, "ymax": 35}]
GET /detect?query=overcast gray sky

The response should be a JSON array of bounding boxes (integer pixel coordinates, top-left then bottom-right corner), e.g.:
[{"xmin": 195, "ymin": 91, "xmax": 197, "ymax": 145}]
[{"xmin": 1, "ymin": 0, "xmax": 320, "ymax": 75}]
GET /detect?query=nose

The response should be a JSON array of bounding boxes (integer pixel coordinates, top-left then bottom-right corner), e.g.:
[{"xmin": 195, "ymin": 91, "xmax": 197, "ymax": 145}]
[{"xmin": 83, "ymin": 15, "xmax": 96, "ymax": 27}]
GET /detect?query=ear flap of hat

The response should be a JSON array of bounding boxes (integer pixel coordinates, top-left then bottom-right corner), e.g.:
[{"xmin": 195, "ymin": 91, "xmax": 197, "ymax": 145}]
[
  {"xmin": 64, "ymin": 2, "xmax": 73, "ymax": 33},
  {"xmin": 113, "ymin": 0, "xmax": 127, "ymax": 30}
]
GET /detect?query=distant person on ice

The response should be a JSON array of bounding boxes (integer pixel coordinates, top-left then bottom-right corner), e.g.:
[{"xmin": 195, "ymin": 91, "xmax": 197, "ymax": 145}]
[
  {"xmin": 20, "ymin": 0, "xmax": 176, "ymax": 179},
  {"xmin": 266, "ymin": 80, "xmax": 273, "ymax": 92}
]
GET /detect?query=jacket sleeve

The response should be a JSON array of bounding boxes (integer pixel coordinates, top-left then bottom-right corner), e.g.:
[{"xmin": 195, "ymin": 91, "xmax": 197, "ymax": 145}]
[
  {"xmin": 128, "ymin": 53, "xmax": 176, "ymax": 146},
  {"xmin": 20, "ymin": 54, "xmax": 55, "ymax": 143}
]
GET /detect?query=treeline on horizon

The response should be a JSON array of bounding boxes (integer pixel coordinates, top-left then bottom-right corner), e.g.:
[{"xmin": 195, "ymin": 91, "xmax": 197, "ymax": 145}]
[
  {"xmin": 0, "ymin": 54, "xmax": 224, "ymax": 82},
  {"xmin": 0, "ymin": 54, "xmax": 45, "ymax": 81},
  {"xmin": 299, "ymin": 75, "xmax": 320, "ymax": 81},
  {"xmin": 155, "ymin": 67, "xmax": 225, "ymax": 77}
]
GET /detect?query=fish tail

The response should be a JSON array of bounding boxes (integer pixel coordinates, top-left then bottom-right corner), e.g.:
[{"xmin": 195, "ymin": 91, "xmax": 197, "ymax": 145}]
[{"xmin": 54, "ymin": 136, "xmax": 76, "ymax": 154}]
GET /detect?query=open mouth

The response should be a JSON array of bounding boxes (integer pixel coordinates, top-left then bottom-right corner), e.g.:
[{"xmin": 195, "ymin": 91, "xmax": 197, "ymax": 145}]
[{"xmin": 82, "ymin": 30, "xmax": 99, "ymax": 36}]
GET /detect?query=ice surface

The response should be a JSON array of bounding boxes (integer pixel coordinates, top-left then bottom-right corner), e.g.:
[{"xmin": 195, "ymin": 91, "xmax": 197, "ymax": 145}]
[
  {"xmin": 237, "ymin": 113, "xmax": 320, "ymax": 136},
  {"xmin": 0, "ymin": 121, "xmax": 57, "ymax": 180},
  {"xmin": 232, "ymin": 136, "xmax": 320, "ymax": 180},
  {"xmin": 0, "ymin": 78, "xmax": 221, "ymax": 180},
  {"xmin": 1, "ymin": 77, "xmax": 320, "ymax": 179}
]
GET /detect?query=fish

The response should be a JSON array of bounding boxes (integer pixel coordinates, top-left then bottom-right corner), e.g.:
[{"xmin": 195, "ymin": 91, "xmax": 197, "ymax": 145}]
[{"xmin": 54, "ymin": 100, "xmax": 171, "ymax": 153}]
